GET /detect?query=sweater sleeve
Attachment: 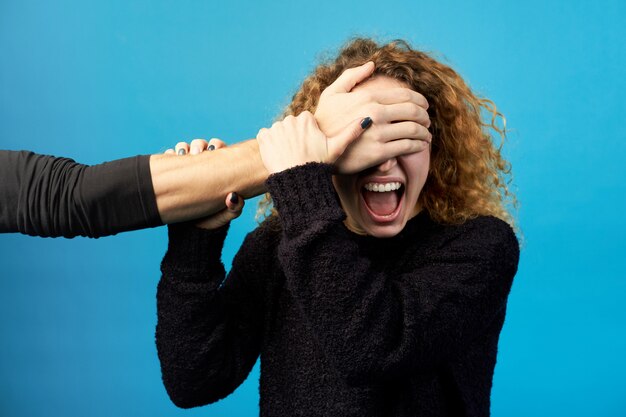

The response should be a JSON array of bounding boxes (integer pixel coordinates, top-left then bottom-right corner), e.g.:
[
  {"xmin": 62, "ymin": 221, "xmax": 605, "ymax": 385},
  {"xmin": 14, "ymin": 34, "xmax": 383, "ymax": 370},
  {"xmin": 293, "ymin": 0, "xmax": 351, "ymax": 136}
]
[
  {"xmin": 267, "ymin": 162, "xmax": 520, "ymax": 386},
  {"xmin": 0, "ymin": 150, "xmax": 161, "ymax": 238},
  {"xmin": 156, "ymin": 222, "xmax": 266, "ymax": 408}
]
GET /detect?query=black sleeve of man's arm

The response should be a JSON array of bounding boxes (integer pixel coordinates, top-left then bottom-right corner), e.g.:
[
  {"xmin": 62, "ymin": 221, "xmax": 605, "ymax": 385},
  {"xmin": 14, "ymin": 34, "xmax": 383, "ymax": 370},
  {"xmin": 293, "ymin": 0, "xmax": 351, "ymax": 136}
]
[{"xmin": 0, "ymin": 150, "xmax": 163, "ymax": 238}]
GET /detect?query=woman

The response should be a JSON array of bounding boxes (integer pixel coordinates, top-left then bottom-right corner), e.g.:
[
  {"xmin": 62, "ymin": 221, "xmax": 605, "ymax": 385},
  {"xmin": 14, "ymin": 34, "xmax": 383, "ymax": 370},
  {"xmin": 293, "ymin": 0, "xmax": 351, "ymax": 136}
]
[{"xmin": 156, "ymin": 38, "xmax": 519, "ymax": 416}]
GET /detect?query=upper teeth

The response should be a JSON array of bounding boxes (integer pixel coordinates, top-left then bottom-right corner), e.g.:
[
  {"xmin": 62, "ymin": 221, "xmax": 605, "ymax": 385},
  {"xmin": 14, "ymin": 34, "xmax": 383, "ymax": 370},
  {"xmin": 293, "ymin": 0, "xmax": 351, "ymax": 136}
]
[{"xmin": 363, "ymin": 182, "xmax": 402, "ymax": 192}]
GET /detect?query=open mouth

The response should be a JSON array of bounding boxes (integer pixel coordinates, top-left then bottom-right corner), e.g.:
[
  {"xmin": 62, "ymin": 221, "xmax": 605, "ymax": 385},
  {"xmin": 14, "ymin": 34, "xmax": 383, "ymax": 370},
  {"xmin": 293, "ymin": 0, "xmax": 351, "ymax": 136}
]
[{"xmin": 360, "ymin": 181, "xmax": 405, "ymax": 222}]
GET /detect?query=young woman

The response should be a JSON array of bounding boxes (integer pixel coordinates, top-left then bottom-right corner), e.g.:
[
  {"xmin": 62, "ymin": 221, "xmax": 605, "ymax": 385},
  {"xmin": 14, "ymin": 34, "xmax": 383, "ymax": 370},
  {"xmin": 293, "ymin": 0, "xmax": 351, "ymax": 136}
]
[{"xmin": 156, "ymin": 38, "xmax": 519, "ymax": 416}]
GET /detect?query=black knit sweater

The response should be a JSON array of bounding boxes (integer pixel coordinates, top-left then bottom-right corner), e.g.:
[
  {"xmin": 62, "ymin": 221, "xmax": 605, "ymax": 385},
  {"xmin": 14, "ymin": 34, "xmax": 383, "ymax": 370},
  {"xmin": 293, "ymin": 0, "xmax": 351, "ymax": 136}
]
[{"xmin": 156, "ymin": 163, "xmax": 519, "ymax": 417}]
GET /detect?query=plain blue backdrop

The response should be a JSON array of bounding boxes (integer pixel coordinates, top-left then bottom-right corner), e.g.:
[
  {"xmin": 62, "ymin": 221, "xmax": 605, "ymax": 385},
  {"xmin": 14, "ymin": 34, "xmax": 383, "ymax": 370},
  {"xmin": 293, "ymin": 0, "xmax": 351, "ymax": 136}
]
[{"xmin": 1, "ymin": 0, "xmax": 625, "ymax": 416}]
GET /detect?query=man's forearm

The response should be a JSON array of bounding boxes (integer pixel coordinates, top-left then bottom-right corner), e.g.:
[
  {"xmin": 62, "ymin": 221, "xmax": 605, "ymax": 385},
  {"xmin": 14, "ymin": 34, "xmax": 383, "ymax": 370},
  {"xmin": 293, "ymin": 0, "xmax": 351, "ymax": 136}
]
[{"xmin": 150, "ymin": 139, "xmax": 268, "ymax": 224}]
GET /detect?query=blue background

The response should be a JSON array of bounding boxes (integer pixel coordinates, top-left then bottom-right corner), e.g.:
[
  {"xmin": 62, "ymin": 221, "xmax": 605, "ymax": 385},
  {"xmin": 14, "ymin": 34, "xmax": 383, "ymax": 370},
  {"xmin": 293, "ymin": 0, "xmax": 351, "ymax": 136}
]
[{"xmin": 1, "ymin": 0, "xmax": 625, "ymax": 416}]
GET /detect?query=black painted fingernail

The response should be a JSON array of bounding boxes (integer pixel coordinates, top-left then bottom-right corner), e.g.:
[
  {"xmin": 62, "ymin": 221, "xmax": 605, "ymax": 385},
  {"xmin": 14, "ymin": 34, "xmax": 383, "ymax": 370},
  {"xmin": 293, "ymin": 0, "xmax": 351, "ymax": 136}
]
[
  {"xmin": 230, "ymin": 192, "xmax": 239, "ymax": 204},
  {"xmin": 177, "ymin": 148, "xmax": 186, "ymax": 155},
  {"xmin": 360, "ymin": 117, "xmax": 373, "ymax": 129},
  {"xmin": 208, "ymin": 144, "xmax": 216, "ymax": 151}
]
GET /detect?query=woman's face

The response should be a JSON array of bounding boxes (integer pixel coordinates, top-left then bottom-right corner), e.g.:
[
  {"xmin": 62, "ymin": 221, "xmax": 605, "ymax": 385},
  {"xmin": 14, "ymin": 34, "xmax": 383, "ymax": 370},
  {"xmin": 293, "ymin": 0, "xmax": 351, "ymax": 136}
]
[{"xmin": 332, "ymin": 75, "xmax": 430, "ymax": 238}]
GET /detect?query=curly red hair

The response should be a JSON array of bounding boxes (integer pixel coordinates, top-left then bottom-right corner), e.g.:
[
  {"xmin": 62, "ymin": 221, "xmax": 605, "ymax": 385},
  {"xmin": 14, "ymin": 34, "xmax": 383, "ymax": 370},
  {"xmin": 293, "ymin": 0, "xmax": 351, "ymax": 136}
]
[{"xmin": 259, "ymin": 38, "xmax": 517, "ymax": 228}]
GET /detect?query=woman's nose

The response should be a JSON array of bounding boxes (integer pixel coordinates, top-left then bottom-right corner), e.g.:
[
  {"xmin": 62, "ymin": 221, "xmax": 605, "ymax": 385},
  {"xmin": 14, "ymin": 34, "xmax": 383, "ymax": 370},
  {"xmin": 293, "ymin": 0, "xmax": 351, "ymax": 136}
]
[{"xmin": 376, "ymin": 157, "xmax": 398, "ymax": 172}]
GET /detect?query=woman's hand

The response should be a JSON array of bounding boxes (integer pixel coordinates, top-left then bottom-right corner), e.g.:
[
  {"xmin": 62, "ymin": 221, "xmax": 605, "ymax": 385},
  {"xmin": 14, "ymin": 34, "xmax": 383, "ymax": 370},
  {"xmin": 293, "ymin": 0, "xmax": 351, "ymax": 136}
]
[
  {"xmin": 164, "ymin": 138, "xmax": 219, "ymax": 155},
  {"xmin": 256, "ymin": 111, "xmax": 368, "ymax": 175},
  {"xmin": 164, "ymin": 138, "xmax": 244, "ymax": 229},
  {"xmin": 314, "ymin": 62, "xmax": 432, "ymax": 174}
]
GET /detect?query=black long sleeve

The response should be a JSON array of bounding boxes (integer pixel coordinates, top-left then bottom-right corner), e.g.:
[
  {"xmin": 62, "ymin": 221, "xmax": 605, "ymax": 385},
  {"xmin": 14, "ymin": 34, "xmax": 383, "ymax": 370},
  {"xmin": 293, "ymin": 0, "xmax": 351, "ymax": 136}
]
[
  {"xmin": 156, "ymin": 162, "xmax": 520, "ymax": 417},
  {"xmin": 157, "ymin": 222, "xmax": 267, "ymax": 408},
  {"xmin": 0, "ymin": 150, "xmax": 162, "ymax": 238}
]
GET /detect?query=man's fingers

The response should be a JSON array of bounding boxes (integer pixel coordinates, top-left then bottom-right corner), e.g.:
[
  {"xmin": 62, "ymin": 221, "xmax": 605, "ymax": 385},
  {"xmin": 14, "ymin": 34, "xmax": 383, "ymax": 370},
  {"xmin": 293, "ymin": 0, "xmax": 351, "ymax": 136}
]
[
  {"xmin": 164, "ymin": 148, "xmax": 176, "ymax": 155},
  {"xmin": 371, "ymin": 88, "xmax": 429, "ymax": 109},
  {"xmin": 323, "ymin": 61, "xmax": 375, "ymax": 95}
]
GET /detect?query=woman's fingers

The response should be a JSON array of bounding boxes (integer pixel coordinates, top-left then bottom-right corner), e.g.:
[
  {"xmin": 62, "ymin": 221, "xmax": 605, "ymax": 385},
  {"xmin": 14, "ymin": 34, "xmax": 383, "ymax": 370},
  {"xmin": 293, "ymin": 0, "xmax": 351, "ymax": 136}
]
[
  {"xmin": 370, "ymin": 87, "xmax": 429, "ymax": 109},
  {"xmin": 189, "ymin": 139, "xmax": 208, "ymax": 155},
  {"xmin": 333, "ymin": 119, "xmax": 431, "ymax": 174},
  {"xmin": 190, "ymin": 138, "xmax": 228, "ymax": 154},
  {"xmin": 175, "ymin": 142, "xmax": 190, "ymax": 155},
  {"xmin": 207, "ymin": 138, "xmax": 227, "ymax": 151},
  {"xmin": 225, "ymin": 191, "xmax": 243, "ymax": 211},
  {"xmin": 374, "ymin": 102, "xmax": 431, "ymax": 128},
  {"xmin": 187, "ymin": 140, "xmax": 236, "ymax": 228},
  {"xmin": 171, "ymin": 138, "xmax": 227, "ymax": 156},
  {"xmin": 167, "ymin": 136, "xmax": 239, "ymax": 229},
  {"xmin": 376, "ymin": 121, "xmax": 432, "ymax": 144},
  {"xmin": 380, "ymin": 137, "xmax": 431, "ymax": 160},
  {"xmin": 195, "ymin": 192, "xmax": 244, "ymax": 230}
]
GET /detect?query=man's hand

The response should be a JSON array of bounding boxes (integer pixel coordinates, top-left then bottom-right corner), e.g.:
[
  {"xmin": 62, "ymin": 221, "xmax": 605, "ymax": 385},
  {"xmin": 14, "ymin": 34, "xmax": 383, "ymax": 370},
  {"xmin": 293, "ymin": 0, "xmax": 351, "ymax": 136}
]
[{"xmin": 314, "ymin": 62, "xmax": 432, "ymax": 174}]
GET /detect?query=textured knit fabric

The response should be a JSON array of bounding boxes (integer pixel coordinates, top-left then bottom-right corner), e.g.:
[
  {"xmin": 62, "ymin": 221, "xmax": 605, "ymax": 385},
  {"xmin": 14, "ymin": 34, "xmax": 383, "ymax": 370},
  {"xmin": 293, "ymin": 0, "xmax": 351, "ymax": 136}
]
[
  {"xmin": 0, "ymin": 150, "xmax": 161, "ymax": 237},
  {"xmin": 156, "ymin": 162, "xmax": 519, "ymax": 417}
]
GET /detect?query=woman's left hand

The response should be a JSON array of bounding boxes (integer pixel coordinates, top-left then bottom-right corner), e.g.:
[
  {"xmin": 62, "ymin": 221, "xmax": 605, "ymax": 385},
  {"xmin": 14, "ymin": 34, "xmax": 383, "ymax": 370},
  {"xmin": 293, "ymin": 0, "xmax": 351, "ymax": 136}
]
[
  {"xmin": 164, "ymin": 138, "xmax": 245, "ymax": 229},
  {"xmin": 256, "ymin": 111, "xmax": 367, "ymax": 175}
]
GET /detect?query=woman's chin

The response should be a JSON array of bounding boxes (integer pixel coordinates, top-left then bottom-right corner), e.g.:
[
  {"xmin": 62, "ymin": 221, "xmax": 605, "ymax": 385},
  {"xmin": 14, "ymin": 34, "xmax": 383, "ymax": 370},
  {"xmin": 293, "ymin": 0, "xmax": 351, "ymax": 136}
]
[
  {"xmin": 362, "ymin": 221, "xmax": 406, "ymax": 238},
  {"xmin": 344, "ymin": 212, "xmax": 406, "ymax": 238}
]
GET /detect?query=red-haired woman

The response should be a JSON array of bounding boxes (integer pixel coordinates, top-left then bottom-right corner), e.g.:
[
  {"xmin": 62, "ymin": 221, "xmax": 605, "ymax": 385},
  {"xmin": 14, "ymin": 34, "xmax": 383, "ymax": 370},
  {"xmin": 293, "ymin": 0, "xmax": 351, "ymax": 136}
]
[{"xmin": 157, "ymin": 38, "xmax": 519, "ymax": 416}]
